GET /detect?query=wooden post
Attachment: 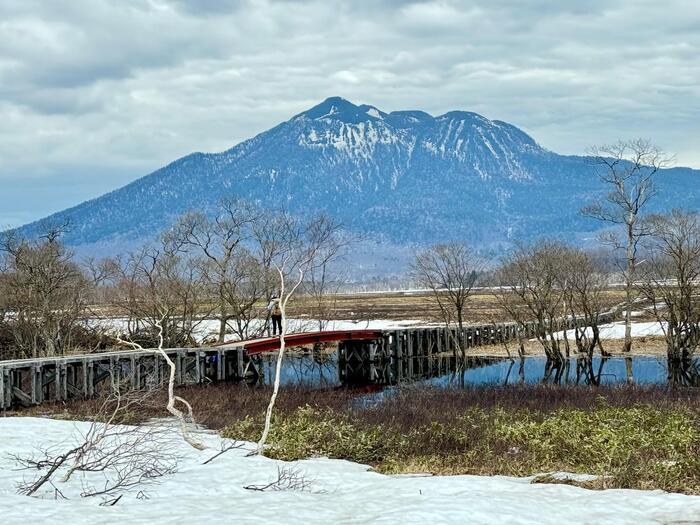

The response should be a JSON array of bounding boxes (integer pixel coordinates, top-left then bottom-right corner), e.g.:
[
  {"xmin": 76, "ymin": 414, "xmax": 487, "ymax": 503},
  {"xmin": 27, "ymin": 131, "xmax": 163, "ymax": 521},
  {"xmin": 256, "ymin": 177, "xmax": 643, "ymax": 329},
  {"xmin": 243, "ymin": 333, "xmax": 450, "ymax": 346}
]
[
  {"xmin": 394, "ymin": 330, "xmax": 402, "ymax": 359},
  {"xmin": 56, "ymin": 362, "xmax": 67, "ymax": 401},
  {"xmin": 217, "ymin": 349, "xmax": 226, "ymax": 381},
  {"xmin": 236, "ymin": 348, "xmax": 245, "ymax": 378},
  {"xmin": 196, "ymin": 351, "xmax": 205, "ymax": 383},
  {"xmin": 88, "ymin": 361, "xmax": 95, "ymax": 397},
  {"xmin": 128, "ymin": 355, "xmax": 136, "ymax": 390},
  {"xmin": 416, "ymin": 331, "xmax": 423, "ymax": 375},
  {"xmin": 109, "ymin": 357, "xmax": 119, "ymax": 393},
  {"xmin": 152, "ymin": 354, "xmax": 160, "ymax": 386},
  {"xmin": 62, "ymin": 362, "xmax": 69, "ymax": 401},
  {"xmin": 0, "ymin": 368, "xmax": 7, "ymax": 409},
  {"xmin": 176, "ymin": 351, "xmax": 184, "ymax": 386},
  {"xmin": 82, "ymin": 359, "xmax": 89, "ymax": 398},
  {"xmin": 31, "ymin": 365, "xmax": 42, "ymax": 405}
]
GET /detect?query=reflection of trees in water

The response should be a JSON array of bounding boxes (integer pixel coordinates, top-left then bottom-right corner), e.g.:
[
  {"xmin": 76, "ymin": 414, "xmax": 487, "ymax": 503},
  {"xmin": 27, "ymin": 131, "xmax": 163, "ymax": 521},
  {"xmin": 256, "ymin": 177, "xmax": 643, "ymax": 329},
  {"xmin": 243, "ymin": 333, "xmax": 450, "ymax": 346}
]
[
  {"xmin": 255, "ymin": 344, "xmax": 337, "ymax": 387},
  {"xmin": 537, "ymin": 356, "xmax": 699, "ymax": 387},
  {"xmin": 429, "ymin": 356, "xmax": 609, "ymax": 387},
  {"xmin": 251, "ymin": 349, "xmax": 700, "ymax": 389},
  {"xmin": 539, "ymin": 356, "xmax": 610, "ymax": 386},
  {"xmin": 394, "ymin": 356, "xmax": 523, "ymax": 388},
  {"xmin": 575, "ymin": 357, "xmax": 605, "ymax": 386},
  {"xmin": 290, "ymin": 344, "xmax": 337, "ymax": 387},
  {"xmin": 667, "ymin": 358, "xmax": 700, "ymax": 387},
  {"xmin": 394, "ymin": 355, "xmax": 619, "ymax": 388}
]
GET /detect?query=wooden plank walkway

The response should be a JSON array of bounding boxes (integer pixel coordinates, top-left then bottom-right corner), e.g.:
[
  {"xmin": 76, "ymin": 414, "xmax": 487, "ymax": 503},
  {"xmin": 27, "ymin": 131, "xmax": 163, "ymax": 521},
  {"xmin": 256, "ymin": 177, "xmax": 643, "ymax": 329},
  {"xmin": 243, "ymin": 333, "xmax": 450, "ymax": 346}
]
[{"xmin": 0, "ymin": 315, "xmax": 613, "ymax": 409}]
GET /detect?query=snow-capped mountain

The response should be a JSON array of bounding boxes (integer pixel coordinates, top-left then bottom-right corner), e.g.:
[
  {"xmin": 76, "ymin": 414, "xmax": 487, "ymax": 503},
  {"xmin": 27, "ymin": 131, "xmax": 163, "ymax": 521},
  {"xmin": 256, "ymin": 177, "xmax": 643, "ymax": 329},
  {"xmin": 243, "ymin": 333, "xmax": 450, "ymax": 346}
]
[{"xmin": 13, "ymin": 97, "xmax": 700, "ymax": 273}]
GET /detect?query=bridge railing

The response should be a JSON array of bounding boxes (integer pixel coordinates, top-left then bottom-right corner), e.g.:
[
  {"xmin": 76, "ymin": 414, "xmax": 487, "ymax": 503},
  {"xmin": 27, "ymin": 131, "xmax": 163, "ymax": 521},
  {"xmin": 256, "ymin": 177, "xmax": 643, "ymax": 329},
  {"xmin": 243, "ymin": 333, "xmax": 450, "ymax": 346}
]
[{"xmin": 0, "ymin": 312, "xmax": 617, "ymax": 409}]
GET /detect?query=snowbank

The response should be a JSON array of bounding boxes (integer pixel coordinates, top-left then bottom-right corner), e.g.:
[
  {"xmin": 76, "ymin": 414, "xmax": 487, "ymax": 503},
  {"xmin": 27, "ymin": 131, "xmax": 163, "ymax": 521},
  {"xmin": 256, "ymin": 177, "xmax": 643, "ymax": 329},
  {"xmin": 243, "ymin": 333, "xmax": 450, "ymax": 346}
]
[
  {"xmin": 551, "ymin": 321, "xmax": 666, "ymax": 342},
  {"xmin": 2, "ymin": 417, "xmax": 700, "ymax": 524},
  {"xmin": 90, "ymin": 318, "xmax": 431, "ymax": 344}
]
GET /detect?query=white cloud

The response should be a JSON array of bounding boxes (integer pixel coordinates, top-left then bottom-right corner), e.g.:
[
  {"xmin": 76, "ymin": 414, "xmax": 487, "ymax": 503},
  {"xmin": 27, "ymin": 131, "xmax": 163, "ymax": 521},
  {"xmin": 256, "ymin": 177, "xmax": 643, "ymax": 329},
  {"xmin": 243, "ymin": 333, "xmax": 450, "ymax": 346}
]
[{"xmin": 1, "ymin": 0, "xmax": 699, "ymax": 227}]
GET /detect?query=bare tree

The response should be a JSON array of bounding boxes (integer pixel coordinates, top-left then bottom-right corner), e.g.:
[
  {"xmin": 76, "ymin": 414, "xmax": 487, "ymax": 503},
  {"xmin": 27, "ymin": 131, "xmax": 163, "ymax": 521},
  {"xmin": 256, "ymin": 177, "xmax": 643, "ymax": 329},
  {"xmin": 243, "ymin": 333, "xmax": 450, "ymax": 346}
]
[
  {"xmin": 582, "ymin": 139, "xmax": 672, "ymax": 352},
  {"xmin": 560, "ymin": 248, "xmax": 611, "ymax": 384},
  {"xmin": 639, "ymin": 210, "xmax": 700, "ymax": 384},
  {"xmin": 170, "ymin": 201, "xmax": 347, "ymax": 342},
  {"xmin": 245, "ymin": 466, "xmax": 318, "ymax": 493},
  {"xmin": 170, "ymin": 198, "xmax": 264, "ymax": 342},
  {"xmin": 567, "ymin": 252, "xmax": 607, "ymax": 353},
  {"xmin": 411, "ymin": 242, "xmax": 482, "ymax": 361},
  {"xmin": 303, "ymin": 215, "xmax": 350, "ymax": 331},
  {"xmin": 0, "ymin": 227, "xmax": 95, "ymax": 359},
  {"xmin": 108, "ymin": 241, "xmax": 207, "ymax": 449},
  {"xmin": 256, "ymin": 214, "xmax": 343, "ymax": 455},
  {"xmin": 496, "ymin": 241, "xmax": 570, "ymax": 362},
  {"xmin": 108, "ymin": 240, "xmax": 210, "ymax": 348},
  {"xmin": 0, "ymin": 254, "xmax": 12, "ymax": 356},
  {"xmin": 251, "ymin": 212, "xmax": 294, "ymax": 335}
]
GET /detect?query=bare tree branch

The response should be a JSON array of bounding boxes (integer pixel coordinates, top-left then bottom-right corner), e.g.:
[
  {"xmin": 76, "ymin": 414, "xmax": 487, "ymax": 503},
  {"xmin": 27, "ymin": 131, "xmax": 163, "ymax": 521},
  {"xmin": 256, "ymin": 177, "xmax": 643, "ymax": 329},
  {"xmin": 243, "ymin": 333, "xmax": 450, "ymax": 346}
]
[{"xmin": 581, "ymin": 139, "xmax": 673, "ymax": 352}]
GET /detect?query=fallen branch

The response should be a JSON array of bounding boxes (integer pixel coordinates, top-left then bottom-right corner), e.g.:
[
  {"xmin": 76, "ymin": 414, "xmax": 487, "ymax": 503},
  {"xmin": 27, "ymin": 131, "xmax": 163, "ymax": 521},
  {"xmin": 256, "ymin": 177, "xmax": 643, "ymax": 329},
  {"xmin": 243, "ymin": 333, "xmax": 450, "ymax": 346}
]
[
  {"xmin": 202, "ymin": 441, "xmax": 246, "ymax": 465},
  {"xmin": 244, "ymin": 466, "xmax": 318, "ymax": 492},
  {"xmin": 14, "ymin": 390, "xmax": 178, "ymax": 500}
]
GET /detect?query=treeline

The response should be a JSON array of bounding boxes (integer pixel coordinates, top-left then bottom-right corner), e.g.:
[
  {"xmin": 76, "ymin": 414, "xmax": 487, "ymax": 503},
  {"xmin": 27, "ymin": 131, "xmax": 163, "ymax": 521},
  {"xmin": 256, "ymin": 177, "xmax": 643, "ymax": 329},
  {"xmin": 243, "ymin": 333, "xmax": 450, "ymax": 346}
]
[
  {"xmin": 411, "ymin": 140, "xmax": 700, "ymax": 382},
  {"xmin": 0, "ymin": 198, "xmax": 345, "ymax": 360},
  {"xmin": 415, "ymin": 215, "xmax": 700, "ymax": 362}
]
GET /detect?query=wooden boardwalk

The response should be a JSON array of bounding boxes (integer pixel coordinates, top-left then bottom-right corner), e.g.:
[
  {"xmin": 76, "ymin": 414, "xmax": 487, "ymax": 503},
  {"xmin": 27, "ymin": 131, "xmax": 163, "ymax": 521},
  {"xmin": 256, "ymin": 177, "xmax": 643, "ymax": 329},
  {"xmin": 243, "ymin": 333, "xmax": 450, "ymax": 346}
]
[{"xmin": 0, "ymin": 316, "xmax": 612, "ymax": 409}]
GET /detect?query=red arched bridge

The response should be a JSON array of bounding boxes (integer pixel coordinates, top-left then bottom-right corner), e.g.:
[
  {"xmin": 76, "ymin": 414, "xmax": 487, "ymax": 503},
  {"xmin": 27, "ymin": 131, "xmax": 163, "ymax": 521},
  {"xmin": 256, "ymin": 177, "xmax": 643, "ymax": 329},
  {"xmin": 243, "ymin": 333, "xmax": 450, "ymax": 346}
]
[{"xmin": 216, "ymin": 329, "xmax": 384, "ymax": 354}]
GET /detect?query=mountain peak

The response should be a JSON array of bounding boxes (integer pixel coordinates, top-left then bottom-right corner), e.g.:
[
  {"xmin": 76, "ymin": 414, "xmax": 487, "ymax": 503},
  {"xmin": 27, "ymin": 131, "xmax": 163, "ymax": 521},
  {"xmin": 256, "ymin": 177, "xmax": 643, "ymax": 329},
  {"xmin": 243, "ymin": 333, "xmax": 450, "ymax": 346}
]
[
  {"xmin": 297, "ymin": 96, "xmax": 358, "ymax": 118},
  {"xmin": 437, "ymin": 110, "xmax": 488, "ymax": 122},
  {"xmin": 296, "ymin": 97, "xmax": 388, "ymax": 124}
]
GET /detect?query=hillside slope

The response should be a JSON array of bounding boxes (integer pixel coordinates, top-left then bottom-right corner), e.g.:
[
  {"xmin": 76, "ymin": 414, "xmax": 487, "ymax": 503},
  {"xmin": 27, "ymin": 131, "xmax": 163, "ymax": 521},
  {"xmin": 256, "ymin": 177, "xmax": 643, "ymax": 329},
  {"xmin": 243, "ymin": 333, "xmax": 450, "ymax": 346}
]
[{"xmin": 15, "ymin": 97, "xmax": 700, "ymax": 273}]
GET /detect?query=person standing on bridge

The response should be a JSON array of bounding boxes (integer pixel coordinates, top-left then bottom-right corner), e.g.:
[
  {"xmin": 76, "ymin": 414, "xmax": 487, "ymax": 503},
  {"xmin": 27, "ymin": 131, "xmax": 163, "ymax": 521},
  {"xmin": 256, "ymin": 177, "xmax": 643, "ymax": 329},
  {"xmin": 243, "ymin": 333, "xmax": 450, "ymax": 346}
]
[{"xmin": 268, "ymin": 295, "xmax": 283, "ymax": 336}]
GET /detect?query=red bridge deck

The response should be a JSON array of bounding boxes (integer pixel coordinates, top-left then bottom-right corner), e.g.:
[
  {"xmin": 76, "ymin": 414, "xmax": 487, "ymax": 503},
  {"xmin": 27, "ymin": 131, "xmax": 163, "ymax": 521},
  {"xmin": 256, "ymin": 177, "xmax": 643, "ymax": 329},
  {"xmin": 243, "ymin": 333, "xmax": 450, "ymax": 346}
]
[{"xmin": 217, "ymin": 329, "xmax": 385, "ymax": 355}]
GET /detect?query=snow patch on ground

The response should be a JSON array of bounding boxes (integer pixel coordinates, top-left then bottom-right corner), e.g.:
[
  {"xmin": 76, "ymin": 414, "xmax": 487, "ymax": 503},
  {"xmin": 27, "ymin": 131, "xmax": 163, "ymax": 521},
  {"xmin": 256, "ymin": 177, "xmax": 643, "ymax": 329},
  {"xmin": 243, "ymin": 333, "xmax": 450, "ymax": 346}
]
[
  {"xmin": 91, "ymin": 318, "xmax": 433, "ymax": 344},
  {"xmin": 2, "ymin": 417, "xmax": 700, "ymax": 524},
  {"xmin": 550, "ymin": 321, "xmax": 666, "ymax": 342}
]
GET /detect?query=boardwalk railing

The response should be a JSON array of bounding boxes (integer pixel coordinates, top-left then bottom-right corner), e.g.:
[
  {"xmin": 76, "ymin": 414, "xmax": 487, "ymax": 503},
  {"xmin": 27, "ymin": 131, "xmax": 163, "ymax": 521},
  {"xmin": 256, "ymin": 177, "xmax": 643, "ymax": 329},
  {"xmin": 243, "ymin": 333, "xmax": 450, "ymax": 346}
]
[{"xmin": 1, "ymin": 313, "xmax": 614, "ymax": 410}]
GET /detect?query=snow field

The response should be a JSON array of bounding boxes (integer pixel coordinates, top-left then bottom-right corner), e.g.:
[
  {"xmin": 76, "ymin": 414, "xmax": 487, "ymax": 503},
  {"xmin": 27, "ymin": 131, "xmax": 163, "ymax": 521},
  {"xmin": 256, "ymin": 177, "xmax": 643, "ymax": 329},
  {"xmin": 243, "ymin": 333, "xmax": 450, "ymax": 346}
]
[{"xmin": 2, "ymin": 417, "xmax": 700, "ymax": 524}]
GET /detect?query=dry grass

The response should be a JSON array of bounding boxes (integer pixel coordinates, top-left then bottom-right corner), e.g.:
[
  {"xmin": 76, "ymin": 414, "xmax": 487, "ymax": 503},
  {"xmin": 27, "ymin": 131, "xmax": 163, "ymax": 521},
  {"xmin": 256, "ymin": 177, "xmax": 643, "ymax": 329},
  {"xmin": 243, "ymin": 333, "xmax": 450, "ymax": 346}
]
[
  {"xmin": 87, "ymin": 288, "xmax": 630, "ymax": 325},
  {"xmin": 25, "ymin": 380, "xmax": 700, "ymax": 432},
  {"xmin": 218, "ymin": 385, "xmax": 700, "ymax": 494},
  {"xmin": 286, "ymin": 288, "xmax": 628, "ymax": 323},
  {"xmin": 22, "ymin": 381, "xmax": 700, "ymax": 494}
]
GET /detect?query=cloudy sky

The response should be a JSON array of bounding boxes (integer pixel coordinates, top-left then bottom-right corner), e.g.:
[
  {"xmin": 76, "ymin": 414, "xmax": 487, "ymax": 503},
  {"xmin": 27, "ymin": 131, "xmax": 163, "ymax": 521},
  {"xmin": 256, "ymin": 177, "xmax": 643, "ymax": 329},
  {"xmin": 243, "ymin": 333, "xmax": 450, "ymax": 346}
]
[{"xmin": 1, "ymin": 0, "xmax": 699, "ymax": 227}]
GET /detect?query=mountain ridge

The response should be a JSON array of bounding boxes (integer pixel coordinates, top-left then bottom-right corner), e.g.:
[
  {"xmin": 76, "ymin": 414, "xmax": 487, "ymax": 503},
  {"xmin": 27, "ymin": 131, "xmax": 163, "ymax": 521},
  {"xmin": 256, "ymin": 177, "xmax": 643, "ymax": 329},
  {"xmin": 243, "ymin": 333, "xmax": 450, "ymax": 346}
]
[{"xmin": 13, "ymin": 97, "xmax": 700, "ymax": 275}]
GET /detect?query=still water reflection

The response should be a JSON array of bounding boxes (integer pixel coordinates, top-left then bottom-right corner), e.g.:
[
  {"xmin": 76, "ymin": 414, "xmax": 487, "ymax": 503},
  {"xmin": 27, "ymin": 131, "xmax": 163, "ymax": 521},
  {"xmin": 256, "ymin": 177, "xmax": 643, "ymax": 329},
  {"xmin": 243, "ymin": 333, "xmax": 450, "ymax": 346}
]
[{"xmin": 251, "ymin": 352, "xmax": 700, "ymax": 388}]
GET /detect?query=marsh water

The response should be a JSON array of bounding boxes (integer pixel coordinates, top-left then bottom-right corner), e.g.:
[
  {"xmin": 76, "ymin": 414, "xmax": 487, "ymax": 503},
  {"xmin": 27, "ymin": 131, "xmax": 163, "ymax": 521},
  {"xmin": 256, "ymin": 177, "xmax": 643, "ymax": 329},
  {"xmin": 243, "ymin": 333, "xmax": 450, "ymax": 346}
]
[{"xmin": 251, "ymin": 352, "xmax": 700, "ymax": 388}]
